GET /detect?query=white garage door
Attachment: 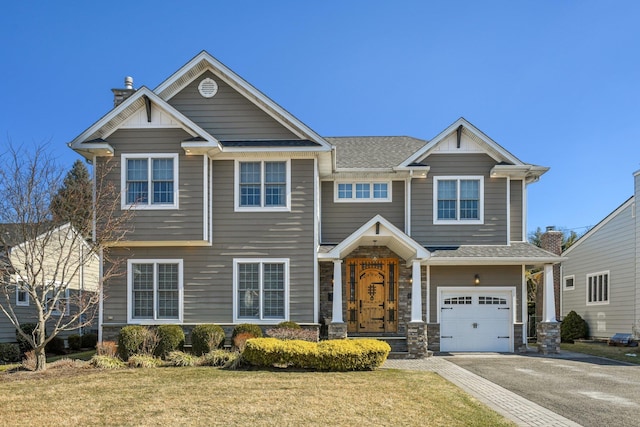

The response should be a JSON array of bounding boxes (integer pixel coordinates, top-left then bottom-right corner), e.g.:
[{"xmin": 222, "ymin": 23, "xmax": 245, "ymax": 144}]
[{"xmin": 440, "ymin": 290, "xmax": 512, "ymax": 352}]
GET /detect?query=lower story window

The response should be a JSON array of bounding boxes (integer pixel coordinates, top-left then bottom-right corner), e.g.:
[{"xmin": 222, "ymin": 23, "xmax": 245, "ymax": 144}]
[
  {"xmin": 234, "ymin": 259, "xmax": 288, "ymax": 322},
  {"xmin": 128, "ymin": 259, "xmax": 183, "ymax": 322},
  {"xmin": 587, "ymin": 271, "xmax": 609, "ymax": 305}
]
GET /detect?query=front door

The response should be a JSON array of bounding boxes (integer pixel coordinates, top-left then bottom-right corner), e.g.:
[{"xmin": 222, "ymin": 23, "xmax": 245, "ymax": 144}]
[{"xmin": 346, "ymin": 258, "xmax": 398, "ymax": 333}]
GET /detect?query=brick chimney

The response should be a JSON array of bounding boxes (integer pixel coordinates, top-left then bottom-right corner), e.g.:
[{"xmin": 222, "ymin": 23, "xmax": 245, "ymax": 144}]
[
  {"xmin": 539, "ymin": 226, "xmax": 562, "ymax": 320},
  {"xmin": 111, "ymin": 76, "xmax": 135, "ymax": 107}
]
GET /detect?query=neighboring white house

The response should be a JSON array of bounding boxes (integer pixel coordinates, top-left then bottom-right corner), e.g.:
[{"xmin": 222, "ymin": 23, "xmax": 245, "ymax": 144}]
[
  {"xmin": 561, "ymin": 170, "xmax": 640, "ymax": 340},
  {"xmin": 0, "ymin": 223, "xmax": 100, "ymax": 343}
]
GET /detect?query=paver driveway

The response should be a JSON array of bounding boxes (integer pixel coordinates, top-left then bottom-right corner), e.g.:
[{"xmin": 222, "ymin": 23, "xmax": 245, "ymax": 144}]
[{"xmin": 444, "ymin": 351, "xmax": 640, "ymax": 427}]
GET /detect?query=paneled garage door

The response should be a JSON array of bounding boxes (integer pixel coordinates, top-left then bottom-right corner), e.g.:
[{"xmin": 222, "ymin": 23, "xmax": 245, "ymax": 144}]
[{"xmin": 440, "ymin": 289, "xmax": 512, "ymax": 352}]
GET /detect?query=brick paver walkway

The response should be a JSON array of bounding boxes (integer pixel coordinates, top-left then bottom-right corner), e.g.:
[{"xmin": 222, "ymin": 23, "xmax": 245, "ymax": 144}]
[{"xmin": 383, "ymin": 357, "xmax": 582, "ymax": 427}]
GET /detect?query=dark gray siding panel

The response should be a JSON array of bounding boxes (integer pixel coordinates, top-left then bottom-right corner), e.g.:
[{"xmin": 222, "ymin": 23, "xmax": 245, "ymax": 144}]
[
  {"xmin": 169, "ymin": 71, "xmax": 298, "ymax": 140},
  {"xmin": 561, "ymin": 204, "xmax": 635, "ymax": 338},
  {"xmin": 510, "ymin": 180, "xmax": 523, "ymax": 241},
  {"xmin": 320, "ymin": 180, "xmax": 405, "ymax": 243},
  {"xmin": 411, "ymin": 153, "xmax": 507, "ymax": 246},
  {"xmin": 429, "ymin": 265, "xmax": 523, "ymax": 323},
  {"xmin": 104, "ymin": 128, "xmax": 205, "ymax": 241}
]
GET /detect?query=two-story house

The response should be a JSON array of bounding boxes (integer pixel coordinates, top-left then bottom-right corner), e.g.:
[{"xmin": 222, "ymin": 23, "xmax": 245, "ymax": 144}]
[{"xmin": 69, "ymin": 51, "xmax": 561, "ymax": 356}]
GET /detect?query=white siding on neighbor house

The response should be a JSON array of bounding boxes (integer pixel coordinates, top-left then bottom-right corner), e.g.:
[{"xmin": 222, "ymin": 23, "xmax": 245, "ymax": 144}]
[{"xmin": 562, "ymin": 202, "xmax": 636, "ymax": 338}]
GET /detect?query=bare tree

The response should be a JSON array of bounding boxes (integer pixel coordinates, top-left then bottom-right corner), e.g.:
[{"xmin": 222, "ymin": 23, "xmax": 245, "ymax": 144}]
[{"xmin": 0, "ymin": 142, "xmax": 130, "ymax": 371}]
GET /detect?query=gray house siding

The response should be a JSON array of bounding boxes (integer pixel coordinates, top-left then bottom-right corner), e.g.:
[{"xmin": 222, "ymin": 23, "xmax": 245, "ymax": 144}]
[
  {"xmin": 428, "ymin": 265, "xmax": 523, "ymax": 323},
  {"xmin": 102, "ymin": 128, "xmax": 205, "ymax": 241},
  {"xmin": 411, "ymin": 153, "xmax": 508, "ymax": 246},
  {"xmin": 320, "ymin": 180, "xmax": 405, "ymax": 243},
  {"xmin": 168, "ymin": 70, "xmax": 298, "ymax": 141},
  {"xmin": 103, "ymin": 158, "xmax": 316, "ymax": 327},
  {"xmin": 562, "ymin": 203, "xmax": 636, "ymax": 338},
  {"xmin": 510, "ymin": 180, "xmax": 523, "ymax": 241}
]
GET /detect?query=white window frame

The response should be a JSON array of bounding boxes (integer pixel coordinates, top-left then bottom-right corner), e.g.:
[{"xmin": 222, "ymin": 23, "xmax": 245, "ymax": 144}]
[
  {"xmin": 563, "ymin": 275, "xmax": 575, "ymax": 291},
  {"xmin": 127, "ymin": 259, "xmax": 184, "ymax": 324},
  {"xmin": 15, "ymin": 278, "xmax": 29, "ymax": 307},
  {"xmin": 433, "ymin": 176, "xmax": 484, "ymax": 225},
  {"xmin": 46, "ymin": 282, "xmax": 70, "ymax": 316},
  {"xmin": 334, "ymin": 181, "xmax": 392, "ymax": 202},
  {"xmin": 232, "ymin": 258, "xmax": 289, "ymax": 324},
  {"xmin": 234, "ymin": 159, "xmax": 291, "ymax": 212},
  {"xmin": 586, "ymin": 271, "xmax": 609, "ymax": 306},
  {"xmin": 121, "ymin": 153, "xmax": 179, "ymax": 210}
]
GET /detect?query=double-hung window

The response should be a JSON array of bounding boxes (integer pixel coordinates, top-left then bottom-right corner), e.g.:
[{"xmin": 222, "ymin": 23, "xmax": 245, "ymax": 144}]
[
  {"xmin": 122, "ymin": 154, "xmax": 179, "ymax": 209},
  {"xmin": 236, "ymin": 160, "xmax": 290, "ymax": 211},
  {"xmin": 433, "ymin": 176, "xmax": 484, "ymax": 224},
  {"xmin": 233, "ymin": 259, "xmax": 289, "ymax": 322},
  {"xmin": 128, "ymin": 259, "xmax": 183, "ymax": 323},
  {"xmin": 15, "ymin": 279, "xmax": 29, "ymax": 306},
  {"xmin": 586, "ymin": 271, "xmax": 609, "ymax": 305},
  {"xmin": 335, "ymin": 181, "xmax": 391, "ymax": 202},
  {"xmin": 46, "ymin": 283, "xmax": 69, "ymax": 316}
]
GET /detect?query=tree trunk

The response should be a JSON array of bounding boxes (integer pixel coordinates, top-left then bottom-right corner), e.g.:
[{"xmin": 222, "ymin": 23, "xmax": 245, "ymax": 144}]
[{"xmin": 34, "ymin": 347, "xmax": 47, "ymax": 371}]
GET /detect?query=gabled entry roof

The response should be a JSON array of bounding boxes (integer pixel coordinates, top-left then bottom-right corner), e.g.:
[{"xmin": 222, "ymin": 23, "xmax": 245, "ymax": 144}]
[{"xmin": 318, "ymin": 215, "xmax": 430, "ymax": 263}]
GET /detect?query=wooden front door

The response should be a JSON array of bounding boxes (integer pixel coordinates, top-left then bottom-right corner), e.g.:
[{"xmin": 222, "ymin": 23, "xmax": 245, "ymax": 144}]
[{"xmin": 346, "ymin": 258, "xmax": 398, "ymax": 333}]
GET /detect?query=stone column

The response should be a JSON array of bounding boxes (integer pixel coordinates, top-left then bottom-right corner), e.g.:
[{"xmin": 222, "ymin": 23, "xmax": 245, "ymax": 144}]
[
  {"xmin": 538, "ymin": 263, "xmax": 560, "ymax": 353},
  {"xmin": 410, "ymin": 260, "xmax": 422, "ymax": 322}
]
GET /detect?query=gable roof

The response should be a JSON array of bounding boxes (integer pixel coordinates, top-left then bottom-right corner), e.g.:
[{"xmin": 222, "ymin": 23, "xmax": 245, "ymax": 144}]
[
  {"xmin": 326, "ymin": 136, "xmax": 426, "ymax": 170},
  {"xmin": 562, "ymin": 196, "xmax": 634, "ymax": 256}
]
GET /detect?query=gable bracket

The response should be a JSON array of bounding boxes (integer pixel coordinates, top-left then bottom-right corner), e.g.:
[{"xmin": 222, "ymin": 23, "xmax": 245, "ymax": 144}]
[
  {"xmin": 456, "ymin": 125, "xmax": 463, "ymax": 148},
  {"xmin": 144, "ymin": 95, "xmax": 152, "ymax": 123}
]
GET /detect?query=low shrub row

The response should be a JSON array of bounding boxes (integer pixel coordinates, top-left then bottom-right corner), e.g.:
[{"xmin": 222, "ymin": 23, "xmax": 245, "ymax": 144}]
[{"xmin": 243, "ymin": 338, "xmax": 390, "ymax": 371}]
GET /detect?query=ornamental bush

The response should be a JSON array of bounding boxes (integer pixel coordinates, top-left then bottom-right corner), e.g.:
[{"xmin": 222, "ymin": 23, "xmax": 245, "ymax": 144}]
[
  {"xmin": 127, "ymin": 354, "xmax": 163, "ymax": 368},
  {"xmin": 276, "ymin": 321, "xmax": 301, "ymax": 330},
  {"xmin": 81, "ymin": 333, "xmax": 98, "ymax": 349},
  {"xmin": 266, "ymin": 327, "xmax": 318, "ymax": 342},
  {"xmin": 0, "ymin": 343, "xmax": 20, "ymax": 363},
  {"xmin": 90, "ymin": 355, "xmax": 125, "ymax": 369},
  {"xmin": 67, "ymin": 334, "xmax": 82, "ymax": 351},
  {"xmin": 155, "ymin": 325, "xmax": 185, "ymax": 358},
  {"xmin": 243, "ymin": 338, "xmax": 390, "ymax": 371},
  {"xmin": 166, "ymin": 351, "xmax": 199, "ymax": 367},
  {"xmin": 200, "ymin": 349, "xmax": 239, "ymax": 367},
  {"xmin": 232, "ymin": 324, "xmax": 263, "ymax": 339},
  {"xmin": 191, "ymin": 324, "xmax": 226, "ymax": 356},
  {"xmin": 117, "ymin": 326, "xmax": 158, "ymax": 360},
  {"xmin": 46, "ymin": 336, "xmax": 66, "ymax": 355},
  {"xmin": 561, "ymin": 310, "xmax": 589, "ymax": 343}
]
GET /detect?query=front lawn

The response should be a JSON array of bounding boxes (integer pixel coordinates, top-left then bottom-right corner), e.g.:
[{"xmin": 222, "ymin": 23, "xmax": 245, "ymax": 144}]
[
  {"xmin": 1, "ymin": 366, "xmax": 514, "ymax": 426},
  {"xmin": 561, "ymin": 341, "xmax": 640, "ymax": 364}
]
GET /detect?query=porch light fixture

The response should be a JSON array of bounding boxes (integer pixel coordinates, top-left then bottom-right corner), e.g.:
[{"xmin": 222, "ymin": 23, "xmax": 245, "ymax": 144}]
[
  {"xmin": 474, "ymin": 274, "xmax": 480, "ymax": 285},
  {"xmin": 408, "ymin": 276, "xmax": 413, "ymax": 284}
]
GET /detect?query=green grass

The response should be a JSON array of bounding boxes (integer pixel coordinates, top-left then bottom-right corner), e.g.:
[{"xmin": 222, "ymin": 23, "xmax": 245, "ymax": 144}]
[
  {"xmin": 0, "ymin": 366, "xmax": 514, "ymax": 426},
  {"xmin": 47, "ymin": 349, "xmax": 96, "ymax": 362},
  {"xmin": 561, "ymin": 341, "xmax": 640, "ymax": 364}
]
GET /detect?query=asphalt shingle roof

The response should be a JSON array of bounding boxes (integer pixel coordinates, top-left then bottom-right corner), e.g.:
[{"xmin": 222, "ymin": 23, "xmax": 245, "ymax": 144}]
[{"xmin": 325, "ymin": 136, "xmax": 427, "ymax": 169}]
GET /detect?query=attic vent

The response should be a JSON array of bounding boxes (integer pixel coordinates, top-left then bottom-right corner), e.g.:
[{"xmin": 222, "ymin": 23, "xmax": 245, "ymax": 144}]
[{"xmin": 198, "ymin": 78, "xmax": 219, "ymax": 98}]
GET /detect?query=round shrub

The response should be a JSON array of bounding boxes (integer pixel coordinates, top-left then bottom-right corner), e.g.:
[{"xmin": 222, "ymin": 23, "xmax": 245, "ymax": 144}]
[
  {"xmin": 191, "ymin": 324, "xmax": 226, "ymax": 356},
  {"xmin": 232, "ymin": 323, "xmax": 263, "ymax": 339},
  {"xmin": 561, "ymin": 310, "xmax": 589, "ymax": 343},
  {"xmin": 155, "ymin": 325, "xmax": 185, "ymax": 358},
  {"xmin": 46, "ymin": 336, "xmax": 66, "ymax": 355},
  {"xmin": 118, "ymin": 325, "xmax": 150, "ymax": 361},
  {"xmin": 67, "ymin": 334, "xmax": 82, "ymax": 351},
  {"xmin": 0, "ymin": 343, "xmax": 20, "ymax": 363},
  {"xmin": 81, "ymin": 333, "xmax": 98, "ymax": 349},
  {"xmin": 277, "ymin": 321, "xmax": 301, "ymax": 330}
]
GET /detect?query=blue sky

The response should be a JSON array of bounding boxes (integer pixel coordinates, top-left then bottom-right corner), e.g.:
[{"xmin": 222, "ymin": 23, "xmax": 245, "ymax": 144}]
[{"xmin": 1, "ymin": 1, "xmax": 639, "ymax": 237}]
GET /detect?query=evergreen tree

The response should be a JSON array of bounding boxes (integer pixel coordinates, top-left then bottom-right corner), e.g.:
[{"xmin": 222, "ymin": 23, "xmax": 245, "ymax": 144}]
[{"xmin": 50, "ymin": 160, "xmax": 92, "ymax": 233}]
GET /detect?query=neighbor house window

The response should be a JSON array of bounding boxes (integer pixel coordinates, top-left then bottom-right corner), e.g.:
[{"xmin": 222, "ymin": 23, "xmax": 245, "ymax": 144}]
[
  {"xmin": 433, "ymin": 176, "xmax": 484, "ymax": 224},
  {"xmin": 15, "ymin": 280, "xmax": 29, "ymax": 306},
  {"xmin": 46, "ymin": 284, "xmax": 69, "ymax": 316},
  {"xmin": 586, "ymin": 271, "xmax": 609, "ymax": 305},
  {"xmin": 235, "ymin": 160, "xmax": 290, "ymax": 211},
  {"xmin": 335, "ymin": 181, "xmax": 391, "ymax": 202},
  {"xmin": 564, "ymin": 275, "xmax": 575, "ymax": 290},
  {"xmin": 233, "ymin": 259, "xmax": 289, "ymax": 322},
  {"xmin": 128, "ymin": 259, "xmax": 183, "ymax": 323},
  {"xmin": 121, "ymin": 154, "xmax": 179, "ymax": 209}
]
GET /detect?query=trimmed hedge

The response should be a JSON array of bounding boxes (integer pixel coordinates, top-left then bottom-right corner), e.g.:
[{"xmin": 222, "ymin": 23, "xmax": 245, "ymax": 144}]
[
  {"xmin": 155, "ymin": 325, "xmax": 185, "ymax": 358},
  {"xmin": 0, "ymin": 343, "xmax": 20, "ymax": 363},
  {"xmin": 243, "ymin": 338, "xmax": 390, "ymax": 371},
  {"xmin": 276, "ymin": 321, "xmax": 301, "ymax": 330},
  {"xmin": 117, "ymin": 326, "xmax": 156, "ymax": 360},
  {"xmin": 266, "ymin": 327, "xmax": 318, "ymax": 342},
  {"xmin": 68, "ymin": 334, "xmax": 82, "ymax": 351},
  {"xmin": 46, "ymin": 336, "xmax": 66, "ymax": 355},
  {"xmin": 82, "ymin": 333, "xmax": 98, "ymax": 349},
  {"xmin": 191, "ymin": 324, "xmax": 226, "ymax": 356},
  {"xmin": 232, "ymin": 324, "xmax": 263, "ymax": 339}
]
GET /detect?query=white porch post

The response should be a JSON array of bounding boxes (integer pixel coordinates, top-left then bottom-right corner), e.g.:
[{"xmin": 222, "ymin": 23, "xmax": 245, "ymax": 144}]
[
  {"xmin": 542, "ymin": 263, "xmax": 556, "ymax": 322},
  {"xmin": 332, "ymin": 260, "xmax": 343, "ymax": 323},
  {"xmin": 411, "ymin": 260, "xmax": 422, "ymax": 322}
]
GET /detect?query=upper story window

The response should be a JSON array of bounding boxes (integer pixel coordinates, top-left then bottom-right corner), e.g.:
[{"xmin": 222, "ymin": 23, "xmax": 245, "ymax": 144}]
[
  {"xmin": 15, "ymin": 279, "xmax": 29, "ymax": 306},
  {"xmin": 128, "ymin": 259, "xmax": 183, "ymax": 323},
  {"xmin": 235, "ymin": 160, "xmax": 290, "ymax": 211},
  {"xmin": 586, "ymin": 271, "xmax": 609, "ymax": 305},
  {"xmin": 233, "ymin": 258, "xmax": 289, "ymax": 323},
  {"xmin": 121, "ymin": 154, "xmax": 179, "ymax": 209},
  {"xmin": 335, "ymin": 181, "xmax": 391, "ymax": 202},
  {"xmin": 46, "ymin": 284, "xmax": 70, "ymax": 316},
  {"xmin": 433, "ymin": 176, "xmax": 484, "ymax": 224}
]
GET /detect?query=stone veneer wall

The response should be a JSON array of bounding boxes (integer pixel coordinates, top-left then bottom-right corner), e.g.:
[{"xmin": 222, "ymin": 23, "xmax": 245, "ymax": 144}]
[
  {"xmin": 426, "ymin": 323, "xmax": 440, "ymax": 352},
  {"xmin": 536, "ymin": 321, "xmax": 560, "ymax": 354},
  {"xmin": 514, "ymin": 323, "xmax": 526, "ymax": 352}
]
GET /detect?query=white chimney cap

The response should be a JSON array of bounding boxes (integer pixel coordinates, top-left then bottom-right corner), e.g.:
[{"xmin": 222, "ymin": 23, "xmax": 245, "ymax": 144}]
[{"xmin": 124, "ymin": 76, "xmax": 134, "ymax": 90}]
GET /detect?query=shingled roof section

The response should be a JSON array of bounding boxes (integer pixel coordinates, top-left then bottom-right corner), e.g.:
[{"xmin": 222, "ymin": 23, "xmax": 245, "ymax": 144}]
[
  {"xmin": 325, "ymin": 136, "xmax": 427, "ymax": 169},
  {"xmin": 428, "ymin": 242, "xmax": 562, "ymax": 260}
]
